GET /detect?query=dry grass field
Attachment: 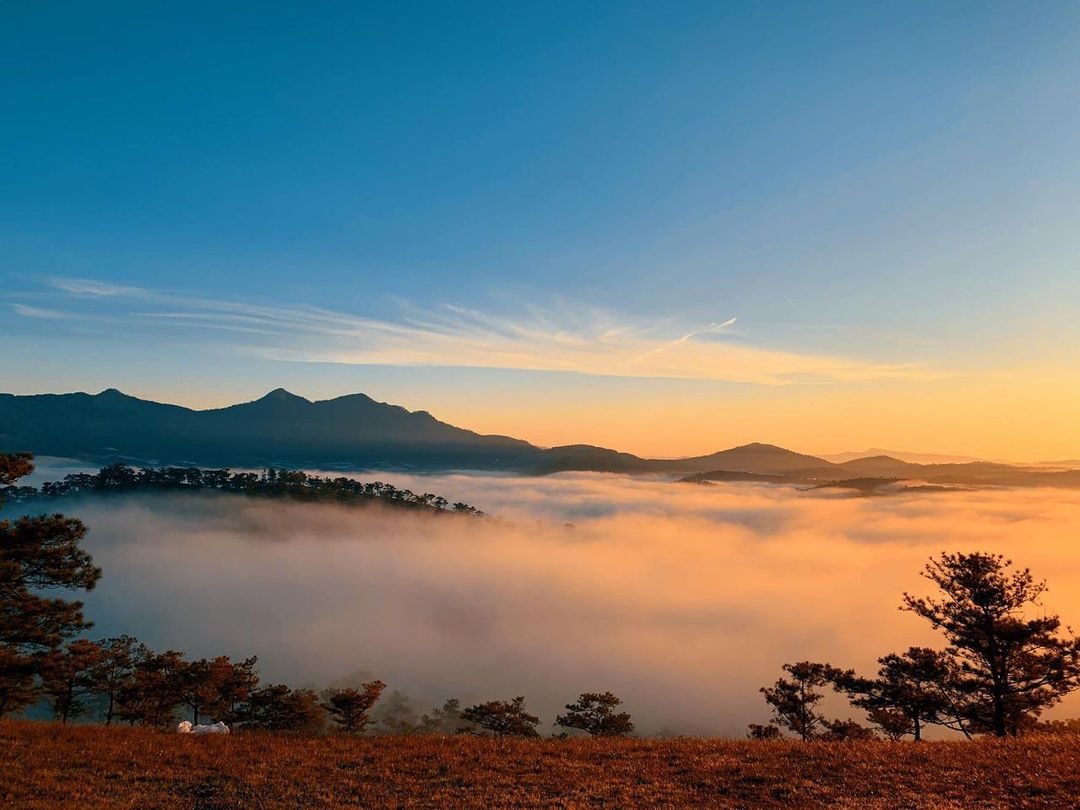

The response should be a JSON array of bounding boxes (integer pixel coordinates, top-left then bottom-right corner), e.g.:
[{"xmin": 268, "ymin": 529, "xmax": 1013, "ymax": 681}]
[{"xmin": 3, "ymin": 719, "xmax": 1079, "ymax": 809}]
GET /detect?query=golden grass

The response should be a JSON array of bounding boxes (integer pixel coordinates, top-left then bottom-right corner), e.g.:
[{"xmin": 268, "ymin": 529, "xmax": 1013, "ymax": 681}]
[{"xmin": 3, "ymin": 719, "xmax": 1080, "ymax": 808}]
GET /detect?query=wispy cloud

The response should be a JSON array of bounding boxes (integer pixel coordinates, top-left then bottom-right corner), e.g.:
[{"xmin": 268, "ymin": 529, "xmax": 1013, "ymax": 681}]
[
  {"xmin": 51, "ymin": 278, "xmax": 148, "ymax": 297},
  {"xmin": 12, "ymin": 303, "xmax": 72, "ymax": 319},
  {"xmin": 45, "ymin": 277, "xmax": 936, "ymax": 385}
]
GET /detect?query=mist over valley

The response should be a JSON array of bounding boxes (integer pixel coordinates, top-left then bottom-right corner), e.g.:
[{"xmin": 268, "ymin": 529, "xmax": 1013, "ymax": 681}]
[{"xmin": 18, "ymin": 459, "xmax": 1080, "ymax": 737}]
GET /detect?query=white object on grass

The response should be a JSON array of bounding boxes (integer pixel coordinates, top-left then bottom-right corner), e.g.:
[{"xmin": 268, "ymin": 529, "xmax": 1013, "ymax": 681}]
[{"xmin": 176, "ymin": 720, "xmax": 229, "ymax": 734}]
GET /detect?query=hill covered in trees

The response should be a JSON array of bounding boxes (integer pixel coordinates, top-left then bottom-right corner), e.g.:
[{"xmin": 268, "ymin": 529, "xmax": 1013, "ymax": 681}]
[{"xmin": 0, "ymin": 463, "xmax": 483, "ymax": 515}]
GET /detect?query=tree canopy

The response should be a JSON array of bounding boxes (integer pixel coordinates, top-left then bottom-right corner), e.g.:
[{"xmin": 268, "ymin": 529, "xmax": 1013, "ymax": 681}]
[
  {"xmin": 903, "ymin": 552, "xmax": 1080, "ymax": 737},
  {"xmin": 555, "ymin": 691, "xmax": 634, "ymax": 737},
  {"xmin": 2, "ymin": 463, "xmax": 483, "ymax": 516},
  {"xmin": 462, "ymin": 697, "xmax": 541, "ymax": 737},
  {"xmin": 0, "ymin": 453, "xmax": 102, "ymax": 715},
  {"xmin": 321, "ymin": 681, "xmax": 387, "ymax": 734},
  {"xmin": 755, "ymin": 552, "xmax": 1080, "ymax": 740}
]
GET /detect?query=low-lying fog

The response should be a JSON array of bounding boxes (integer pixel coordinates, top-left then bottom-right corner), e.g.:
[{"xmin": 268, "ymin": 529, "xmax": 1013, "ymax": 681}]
[{"xmin": 23, "ymin": 464, "xmax": 1080, "ymax": 735}]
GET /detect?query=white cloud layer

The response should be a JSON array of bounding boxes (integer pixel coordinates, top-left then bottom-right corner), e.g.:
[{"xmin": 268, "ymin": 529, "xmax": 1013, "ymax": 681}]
[{"xmin": 42, "ymin": 471, "xmax": 1080, "ymax": 737}]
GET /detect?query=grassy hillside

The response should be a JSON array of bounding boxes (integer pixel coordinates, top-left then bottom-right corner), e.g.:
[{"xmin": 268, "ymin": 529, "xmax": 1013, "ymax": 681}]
[{"xmin": 3, "ymin": 720, "xmax": 1080, "ymax": 808}]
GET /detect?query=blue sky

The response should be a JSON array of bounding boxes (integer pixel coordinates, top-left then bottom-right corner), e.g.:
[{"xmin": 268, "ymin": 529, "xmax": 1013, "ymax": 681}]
[{"xmin": 4, "ymin": 2, "xmax": 1080, "ymax": 457}]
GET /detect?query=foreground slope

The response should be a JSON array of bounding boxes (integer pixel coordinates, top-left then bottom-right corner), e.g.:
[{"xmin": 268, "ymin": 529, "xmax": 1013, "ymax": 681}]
[{"xmin": 3, "ymin": 721, "xmax": 1079, "ymax": 809}]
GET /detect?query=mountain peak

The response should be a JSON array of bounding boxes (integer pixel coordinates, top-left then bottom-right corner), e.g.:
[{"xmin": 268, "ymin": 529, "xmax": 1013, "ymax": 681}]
[
  {"xmin": 258, "ymin": 388, "xmax": 309, "ymax": 404},
  {"xmin": 96, "ymin": 388, "xmax": 131, "ymax": 400},
  {"xmin": 711, "ymin": 442, "xmax": 801, "ymax": 456}
]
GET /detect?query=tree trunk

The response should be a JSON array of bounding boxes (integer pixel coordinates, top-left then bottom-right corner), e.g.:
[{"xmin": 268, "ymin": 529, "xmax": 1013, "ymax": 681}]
[{"xmin": 992, "ymin": 698, "xmax": 1007, "ymax": 737}]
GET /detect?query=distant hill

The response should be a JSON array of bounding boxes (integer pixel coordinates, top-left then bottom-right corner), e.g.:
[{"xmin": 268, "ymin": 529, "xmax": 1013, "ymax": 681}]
[
  {"xmin": 4, "ymin": 388, "xmax": 1080, "ymax": 488},
  {"xmin": 535, "ymin": 442, "xmax": 838, "ymax": 476},
  {"xmin": 831, "ymin": 455, "xmax": 922, "ymax": 477},
  {"xmin": 685, "ymin": 453, "xmax": 1080, "ymax": 492},
  {"xmin": 0, "ymin": 389, "xmax": 845, "ymax": 475},
  {"xmin": 823, "ymin": 448, "xmax": 990, "ymax": 465},
  {"xmin": 0, "ymin": 388, "xmax": 538, "ymax": 470},
  {"xmin": 677, "ymin": 443, "xmax": 839, "ymax": 475}
]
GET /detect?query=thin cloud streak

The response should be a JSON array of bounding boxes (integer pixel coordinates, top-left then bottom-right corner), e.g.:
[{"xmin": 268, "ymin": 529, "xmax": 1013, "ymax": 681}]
[
  {"xmin": 51, "ymin": 278, "xmax": 148, "ymax": 297},
  {"xmin": 45, "ymin": 277, "xmax": 937, "ymax": 385},
  {"xmin": 624, "ymin": 317, "xmax": 739, "ymax": 367},
  {"xmin": 12, "ymin": 303, "xmax": 71, "ymax": 320}
]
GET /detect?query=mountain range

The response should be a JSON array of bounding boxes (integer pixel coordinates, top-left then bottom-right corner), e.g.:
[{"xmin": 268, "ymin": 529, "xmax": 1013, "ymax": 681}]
[{"xmin": 3, "ymin": 388, "xmax": 1080, "ymax": 489}]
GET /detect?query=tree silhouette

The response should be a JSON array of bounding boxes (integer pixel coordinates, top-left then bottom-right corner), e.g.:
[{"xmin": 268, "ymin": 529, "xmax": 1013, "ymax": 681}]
[
  {"xmin": 555, "ymin": 691, "xmax": 633, "ymax": 737},
  {"xmin": 7, "ymin": 463, "xmax": 483, "ymax": 516},
  {"xmin": 419, "ymin": 698, "xmax": 475, "ymax": 734},
  {"xmin": 43, "ymin": 639, "xmax": 104, "ymax": 723},
  {"xmin": 819, "ymin": 718, "xmax": 876, "ymax": 740},
  {"xmin": 85, "ymin": 636, "xmax": 151, "ymax": 725},
  {"xmin": 758, "ymin": 661, "xmax": 852, "ymax": 740},
  {"xmin": 321, "ymin": 680, "xmax": 386, "ymax": 733},
  {"xmin": 863, "ymin": 707, "xmax": 915, "ymax": 741},
  {"xmin": 242, "ymin": 684, "xmax": 325, "ymax": 733},
  {"xmin": 835, "ymin": 647, "xmax": 955, "ymax": 741},
  {"xmin": 0, "ymin": 453, "xmax": 33, "ymax": 487},
  {"xmin": 372, "ymin": 689, "xmax": 419, "ymax": 734},
  {"xmin": 115, "ymin": 650, "xmax": 186, "ymax": 726},
  {"xmin": 747, "ymin": 723, "xmax": 781, "ymax": 740},
  {"xmin": 209, "ymin": 656, "xmax": 259, "ymax": 724},
  {"xmin": 462, "ymin": 696, "xmax": 540, "ymax": 737},
  {"xmin": 0, "ymin": 653, "xmax": 38, "ymax": 716},
  {"xmin": 0, "ymin": 453, "xmax": 102, "ymax": 715},
  {"xmin": 903, "ymin": 552, "xmax": 1080, "ymax": 737},
  {"xmin": 180, "ymin": 655, "xmax": 259, "ymax": 724}
]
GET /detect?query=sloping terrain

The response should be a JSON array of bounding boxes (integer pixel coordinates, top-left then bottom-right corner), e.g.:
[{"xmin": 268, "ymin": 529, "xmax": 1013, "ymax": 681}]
[{"xmin": 3, "ymin": 720, "xmax": 1079, "ymax": 809}]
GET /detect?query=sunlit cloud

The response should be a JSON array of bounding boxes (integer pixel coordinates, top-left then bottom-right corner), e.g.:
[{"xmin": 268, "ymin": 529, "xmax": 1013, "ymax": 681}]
[
  {"xmin": 45, "ymin": 277, "xmax": 937, "ymax": 385},
  {"xmin": 42, "ymin": 469, "xmax": 1080, "ymax": 737}
]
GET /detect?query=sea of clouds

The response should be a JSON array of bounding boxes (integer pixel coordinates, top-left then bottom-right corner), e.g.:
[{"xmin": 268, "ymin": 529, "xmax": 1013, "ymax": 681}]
[{"xmin": 25, "ymin": 464, "xmax": 1080, "ymax": 736}]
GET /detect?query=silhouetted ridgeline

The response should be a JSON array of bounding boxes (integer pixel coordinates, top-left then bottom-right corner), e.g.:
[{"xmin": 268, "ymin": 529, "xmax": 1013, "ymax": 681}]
[
  {"xmin": 8, "ymin": 389, "xmax": 1080, "ymax": 486},
  {"xmin": 0, "ymin": 388, "xmax": 538, "ymax": 471},
  {"xmin": 0, "ymin": 464, "xmax": 483, "ymax": 515},
  {"xmin": 2, "ymin": 388, "xmax": 819, "ymax": 474}
]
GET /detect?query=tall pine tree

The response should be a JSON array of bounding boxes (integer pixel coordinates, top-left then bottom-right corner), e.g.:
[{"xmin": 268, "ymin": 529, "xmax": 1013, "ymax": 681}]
[{"xmin": 1, "ymin": 453, "xmax": 102, "ymax": 715}]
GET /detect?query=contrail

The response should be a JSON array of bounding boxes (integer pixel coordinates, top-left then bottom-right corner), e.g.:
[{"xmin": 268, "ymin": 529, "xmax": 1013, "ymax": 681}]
[{"xmin": 625, "ymin": 317, "xmax": 737, "ymax": 366}]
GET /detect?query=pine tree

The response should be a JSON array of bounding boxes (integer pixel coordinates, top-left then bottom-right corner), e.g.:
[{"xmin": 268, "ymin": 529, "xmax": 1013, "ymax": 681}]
[
  {"xmin": 0, "ymin": 453, "xmax": 102, "ymax": 715},
  {"xmin": 321, "ymin": 680, "xmax": 386, "ymax": 733},
  {"xmin": 461, "ymin": 696, "xmax": 540, "ymax": 737},
  {"xmin": 903, "ymin": 552, "xmax": 1080, "ymax": 736},
  {"xmin": 555, "ymin": 691, "xmax": 634, "ymax": 736}
]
